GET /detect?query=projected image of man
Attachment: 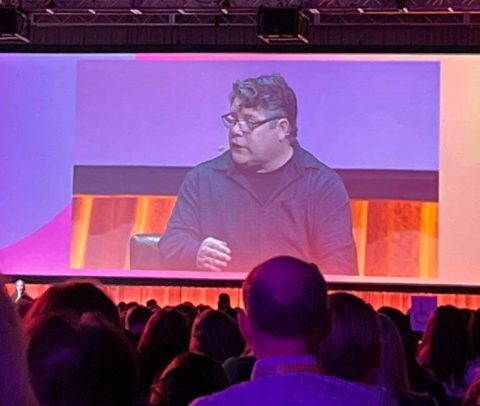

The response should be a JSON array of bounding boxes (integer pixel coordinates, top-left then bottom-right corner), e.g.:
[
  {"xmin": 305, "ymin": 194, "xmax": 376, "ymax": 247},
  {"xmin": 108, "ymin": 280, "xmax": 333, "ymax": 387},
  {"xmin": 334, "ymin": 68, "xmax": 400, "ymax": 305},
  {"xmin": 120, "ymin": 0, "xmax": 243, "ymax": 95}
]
[{"xmin": 158, "ymin": 74, "xmax": 358, "ymax": 275}]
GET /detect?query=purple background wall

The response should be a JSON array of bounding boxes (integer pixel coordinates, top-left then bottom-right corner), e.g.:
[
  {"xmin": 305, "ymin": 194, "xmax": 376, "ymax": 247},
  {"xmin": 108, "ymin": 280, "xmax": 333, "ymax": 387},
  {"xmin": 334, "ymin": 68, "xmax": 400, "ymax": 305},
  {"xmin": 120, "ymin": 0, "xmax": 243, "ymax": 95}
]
[{"xmin": 75, "ymin": 59, "xmax": 439, "ymax": 170}]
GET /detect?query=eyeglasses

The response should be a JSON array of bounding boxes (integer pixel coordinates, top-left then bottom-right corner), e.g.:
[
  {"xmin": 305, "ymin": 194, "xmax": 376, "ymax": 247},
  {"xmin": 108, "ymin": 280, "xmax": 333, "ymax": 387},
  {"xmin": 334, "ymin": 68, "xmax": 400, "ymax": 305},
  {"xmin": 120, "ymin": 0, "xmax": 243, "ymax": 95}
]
[{"xmin": 221, "ymin": 113, "xmax": 284, "ymax": 133}]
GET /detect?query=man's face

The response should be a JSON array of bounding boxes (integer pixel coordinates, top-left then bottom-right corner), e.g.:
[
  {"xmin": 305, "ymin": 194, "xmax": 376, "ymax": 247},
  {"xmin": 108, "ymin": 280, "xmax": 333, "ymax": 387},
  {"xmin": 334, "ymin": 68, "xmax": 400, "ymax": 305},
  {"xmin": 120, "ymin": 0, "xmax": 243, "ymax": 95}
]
[{"xmin": 228, "ymin": 98, "xmax": 289, "ymax": 172}]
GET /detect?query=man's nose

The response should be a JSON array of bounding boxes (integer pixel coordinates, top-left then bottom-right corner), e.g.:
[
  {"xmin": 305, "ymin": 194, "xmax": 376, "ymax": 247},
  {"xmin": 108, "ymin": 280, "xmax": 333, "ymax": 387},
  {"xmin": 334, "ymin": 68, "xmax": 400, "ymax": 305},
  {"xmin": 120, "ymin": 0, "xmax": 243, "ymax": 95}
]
[{"xmin": 230, "ymin": 122, "xmax": 244, "ymax": 137}]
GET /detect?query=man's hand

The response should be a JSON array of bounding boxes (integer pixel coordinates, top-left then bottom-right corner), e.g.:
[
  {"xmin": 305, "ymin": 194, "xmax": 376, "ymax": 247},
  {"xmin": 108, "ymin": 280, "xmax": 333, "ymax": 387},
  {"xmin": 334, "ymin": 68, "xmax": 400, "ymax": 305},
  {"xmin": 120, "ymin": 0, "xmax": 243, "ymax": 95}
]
[{"xmin": 196, "ymin": 237, "xmax": 232, "ymax": 272}]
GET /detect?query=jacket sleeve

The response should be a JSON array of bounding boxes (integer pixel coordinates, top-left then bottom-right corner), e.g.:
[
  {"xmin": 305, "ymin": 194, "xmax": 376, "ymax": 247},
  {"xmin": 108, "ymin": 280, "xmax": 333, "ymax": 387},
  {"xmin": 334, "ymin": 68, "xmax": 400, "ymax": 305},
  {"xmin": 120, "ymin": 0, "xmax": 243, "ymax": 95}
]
[
  {"xmin": 158, "ymin": 170, "xmax": 203, "ymax": 270},
  {"xmin": 309, "ymin": 171, "xmax": 358, "ymax": 275}
]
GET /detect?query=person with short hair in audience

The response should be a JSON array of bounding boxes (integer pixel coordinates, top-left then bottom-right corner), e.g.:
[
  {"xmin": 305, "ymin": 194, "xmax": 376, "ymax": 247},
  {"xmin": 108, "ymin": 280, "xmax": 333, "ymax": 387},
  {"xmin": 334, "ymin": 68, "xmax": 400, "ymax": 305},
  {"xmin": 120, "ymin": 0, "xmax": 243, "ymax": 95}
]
[
  {"xmin": 149, "ymin": 352, "xmax": 228, "ymax": 406},
  {"xmin": 28, "ymin": 312, "xmax": 137, "ymax": 406},
  {"xmin": 24, "ymin": 280, "xmax": 121, "ymax": 333},
  {"xmin": 137, "ymin": 308, "xmax": 190, "ymax": 396},
  {"xmin": 378, "ymin": 306, "xmax": 447, "ymax": 405},
  {"xmin": 0, "ymin": 281, "xmax": 38, "ymax": 406},
  {"xmin": 318, "ymin": 292, "xmax": 381, "ymax": 385},
  {"xmin": 190, "ymin": 309, "xmax": 246, "ymax": 364},
  {"xmin": 217, "ymin": 293, "xmax": 231, "ymax": 312},
  {"xmin": 376, "ymin": 313, "xmax": 435, "ymax": 405},
  {"xmin": 125, "ymin": 305, "xmax": 152, "ymax": 347},
  {"xmin": 217, "ymin": 292, "xmax": 238, "ymax": 321},
  {"xmin": 419, "ymin": 305, "xmax": 479, "ymax": 401},
  {"xmin": 146, "ymin": 299, "xmax": 160, "ymax": 313},
  {"xmin": 192, "ymin": 256, "xmax": 394, "ymax": 406}
]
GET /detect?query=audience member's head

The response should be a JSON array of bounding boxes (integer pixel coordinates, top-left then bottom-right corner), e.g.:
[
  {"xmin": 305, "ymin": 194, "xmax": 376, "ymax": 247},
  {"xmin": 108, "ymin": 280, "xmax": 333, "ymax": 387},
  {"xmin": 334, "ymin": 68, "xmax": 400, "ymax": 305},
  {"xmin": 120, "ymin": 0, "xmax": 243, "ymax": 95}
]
[
  {"xmin": 118, "ymin": 301, "xmax": 127, "ymax": 312},
  {"xmin": 190, "ymin": 309, "xmax": 245, "ymax": 364},
  {"xmin": 149, "ymin": 352, "xmax": 228, "ymax": 406},
  {"xmin": 419, "ymin": 305, "xmax": 471, "ymax": 391},
  {"xmin": 24, "ymin": 280, "xmax": 120, "ymax": 334},
  {"xmin": 175, "ymin": 302, "xmax": 198, "ymax": 332},
  {"xmin": 146, "ymin": 299, "xmax": 160, "ymax": 312},
  {"xmin": 378, "ymin": 306, "xmax": 443, "ymax": 397},
  {"xmin": 378, "ymin": 306, "xmax": 417, "ymax": 362},
  {"xmin": 197, "ymin": 304, "xmax": 211, "ymax": 313},
  {"xmin": 223, "ymin": 355, "xmax": 256, "ymax": 385},
  {"xmin": 318, "ymin": 292, "xmax": 381, "ymax": 384},
  {"xmin": 137, "ymin": 309, "xmax": 190, "ymax": 394},
  {"xmin": 375, "ymin": 313, "xmax": 424, "ymax": 403},
  {"xmin": 126, "ymin": 305, "xmax": 152, "ymax": 336},
  {"xmin": 0, "ymin": 282, "xmax": 38, "ymax": 406},
  {"xmin": 217, "ymin": 293, "xmax": 231, "ymax": 311},
  {"xmin": 239, "ymin": 256, "xmax": 329, "ymax": 358},
  {"xmin": 28, "ymin": 312, "xmax": 137, "ymax": 406}
]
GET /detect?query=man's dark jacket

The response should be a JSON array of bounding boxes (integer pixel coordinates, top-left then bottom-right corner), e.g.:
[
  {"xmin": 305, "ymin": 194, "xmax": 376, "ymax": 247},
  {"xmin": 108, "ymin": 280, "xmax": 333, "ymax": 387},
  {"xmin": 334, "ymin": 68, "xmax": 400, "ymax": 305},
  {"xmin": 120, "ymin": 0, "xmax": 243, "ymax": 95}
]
[{"xmin": 158, "ymin": 145, "xmax": 358, "ymax": 274}]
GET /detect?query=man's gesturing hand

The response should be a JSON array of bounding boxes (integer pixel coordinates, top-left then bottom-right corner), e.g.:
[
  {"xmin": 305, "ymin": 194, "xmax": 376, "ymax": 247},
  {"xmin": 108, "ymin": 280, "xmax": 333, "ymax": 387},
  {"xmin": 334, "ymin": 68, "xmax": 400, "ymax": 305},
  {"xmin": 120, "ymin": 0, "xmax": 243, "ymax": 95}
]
[{"xmin": 196, "ymin": 237, "xmax": 232, "ymax": 272}]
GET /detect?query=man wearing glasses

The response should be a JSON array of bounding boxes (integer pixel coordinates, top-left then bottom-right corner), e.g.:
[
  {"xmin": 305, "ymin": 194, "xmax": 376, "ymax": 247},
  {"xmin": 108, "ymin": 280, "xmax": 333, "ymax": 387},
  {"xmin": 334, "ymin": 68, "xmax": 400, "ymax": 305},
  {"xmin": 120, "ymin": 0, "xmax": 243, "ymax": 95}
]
[{"xmin": 158, "ymin": 74, "xmax": 358, "ymax": 275}]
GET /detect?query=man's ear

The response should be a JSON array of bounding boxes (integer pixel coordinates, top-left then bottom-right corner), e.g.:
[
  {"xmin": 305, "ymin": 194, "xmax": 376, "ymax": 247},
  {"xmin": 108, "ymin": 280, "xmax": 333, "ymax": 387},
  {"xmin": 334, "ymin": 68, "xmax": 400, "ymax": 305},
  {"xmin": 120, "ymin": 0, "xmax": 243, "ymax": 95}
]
[
  {"xmin": 238, "ymin": 308, "xmax": 253, "ymax": 344},
  {"xmin": 276, "ymin": 118, "xmax": 291, "ymax": 142}
]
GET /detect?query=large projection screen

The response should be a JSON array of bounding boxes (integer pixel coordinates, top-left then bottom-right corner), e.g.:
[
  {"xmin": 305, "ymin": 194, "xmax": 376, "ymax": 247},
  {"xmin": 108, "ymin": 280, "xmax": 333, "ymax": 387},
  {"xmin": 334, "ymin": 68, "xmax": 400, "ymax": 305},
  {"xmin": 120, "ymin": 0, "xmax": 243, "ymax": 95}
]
[{"xmin": 0, "ymin": 53, "xmax": 478, "ymax": 285}]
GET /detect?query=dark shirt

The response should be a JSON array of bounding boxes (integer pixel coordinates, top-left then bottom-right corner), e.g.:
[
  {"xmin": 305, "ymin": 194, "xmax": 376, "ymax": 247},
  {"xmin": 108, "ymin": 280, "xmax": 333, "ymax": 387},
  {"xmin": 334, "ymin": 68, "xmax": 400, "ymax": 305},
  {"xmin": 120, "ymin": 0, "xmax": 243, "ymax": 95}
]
[
  {"xmin": 158, "ymin": 144, "xmax": 358, "ymax": 274},
  {"xmin": 241, "ymin": 155, "xmax": 294, "ymax": 204}
]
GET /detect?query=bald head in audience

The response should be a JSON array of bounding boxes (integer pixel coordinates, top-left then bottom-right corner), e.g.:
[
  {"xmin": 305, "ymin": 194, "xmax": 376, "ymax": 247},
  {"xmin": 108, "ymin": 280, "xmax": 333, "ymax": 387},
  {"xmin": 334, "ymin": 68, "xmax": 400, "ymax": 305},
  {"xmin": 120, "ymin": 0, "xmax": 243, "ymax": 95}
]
[{"xmin": 238, "ymin": 256, "xmax": 329, "ymax": 358}]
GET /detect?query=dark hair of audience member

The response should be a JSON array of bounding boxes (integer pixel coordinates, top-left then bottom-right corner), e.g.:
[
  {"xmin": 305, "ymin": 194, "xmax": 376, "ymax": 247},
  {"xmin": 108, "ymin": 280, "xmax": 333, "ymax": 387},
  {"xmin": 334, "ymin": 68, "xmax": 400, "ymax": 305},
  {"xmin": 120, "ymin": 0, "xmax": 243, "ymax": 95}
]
[
  {"xmin": 217, "ymin": 293, "xmax": 231, "ymax": 311},
  {"xmin": 0, "ymin": 282, "xmax": 38, "ymax": 406},
  {"xmin": 146, "ymin": 299, "xmax": 161, "ymax": 312},
  {"xmin": 175, "ymin": 302, "xmax": 198, "ymax": 332},
  {"xmin": 190, "ymin": 309, "xmax": 246, "ymax": 364},
  {"xmin": 125, "ymin": 305, "xmax": 152, "ymax": 346},
  {"xmin": 137, "ymin": 308, "xmax": 190, "ymax": 395},
  {"xmin": 318, "ymin": 292, "xmax": 381, "ymax": 384},
  {"xmin": 149, "ymin": 352, "xmax": 228, "ymax": 406},
  {"xmin": 118, "ymin": 301, "xmax": 127, "ymax": 312},
  {"xmin": 24, "ymin": 281, "xmax": 121, "ymax": 334},
  {"xmin": 468, "ymin": 309, "xmax": 480, "ymax": 359},
  {"xmin": 243, "ymin": 257, "xmax": 328, "ymax": 339},
  {"xmin": 197, "ymin": 304, "xmax": 211, "ymax": 313},
  {"xmin": 419, "ymin": 305, "xmax": 471, "ymax": 392},
  {"xmin": 378, "ymin": 306, "xmax": 447, "ymax": 405},
  {"xmin": 223, "ymin": 355, "xmax": 256, "ymax": 385},
  {"xmin": 376, "ymin": 313, "xmax": 435, "ymax": 405},
  {"xmin": 28, "ymin": 312, "xmax": 137, "ymax": 406}
]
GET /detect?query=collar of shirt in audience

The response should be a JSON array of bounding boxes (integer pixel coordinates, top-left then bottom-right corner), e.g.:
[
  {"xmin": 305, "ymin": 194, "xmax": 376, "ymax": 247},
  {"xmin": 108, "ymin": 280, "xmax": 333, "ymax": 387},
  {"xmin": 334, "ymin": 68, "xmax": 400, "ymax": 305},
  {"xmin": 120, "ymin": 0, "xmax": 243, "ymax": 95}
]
[{"xmin": 251, "ymin": 355, "xmax": 321, "ymax": 380}]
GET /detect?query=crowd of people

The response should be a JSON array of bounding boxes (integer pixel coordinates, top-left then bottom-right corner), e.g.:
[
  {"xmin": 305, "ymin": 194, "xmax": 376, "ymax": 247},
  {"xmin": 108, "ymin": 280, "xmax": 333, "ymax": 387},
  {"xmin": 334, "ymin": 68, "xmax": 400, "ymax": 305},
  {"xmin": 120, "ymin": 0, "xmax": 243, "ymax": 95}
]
[{"xmin": 2, "ymin": 257, "xmax": 480, "ymax": 406}]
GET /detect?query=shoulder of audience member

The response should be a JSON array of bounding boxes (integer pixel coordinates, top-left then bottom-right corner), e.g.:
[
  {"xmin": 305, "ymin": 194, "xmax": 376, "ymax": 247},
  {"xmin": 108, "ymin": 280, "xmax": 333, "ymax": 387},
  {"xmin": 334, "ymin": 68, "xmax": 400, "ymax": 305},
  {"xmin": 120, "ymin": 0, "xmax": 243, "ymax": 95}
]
[{"xmin": 190, "ymin": 373, "xmax": 398, "ymax": 406}]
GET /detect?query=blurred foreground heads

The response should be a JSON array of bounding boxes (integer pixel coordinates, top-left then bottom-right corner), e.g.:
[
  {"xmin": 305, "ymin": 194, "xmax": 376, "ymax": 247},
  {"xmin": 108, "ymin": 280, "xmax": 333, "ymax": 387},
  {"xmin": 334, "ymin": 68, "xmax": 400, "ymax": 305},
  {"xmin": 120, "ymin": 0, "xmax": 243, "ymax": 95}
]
[
  {"xmin": 22, "ymin": 280, "xmax": 137, "ymax": 406},
  {"xmin": 28, "ymin": 313, "xmax": 137, "ymax": 406}
]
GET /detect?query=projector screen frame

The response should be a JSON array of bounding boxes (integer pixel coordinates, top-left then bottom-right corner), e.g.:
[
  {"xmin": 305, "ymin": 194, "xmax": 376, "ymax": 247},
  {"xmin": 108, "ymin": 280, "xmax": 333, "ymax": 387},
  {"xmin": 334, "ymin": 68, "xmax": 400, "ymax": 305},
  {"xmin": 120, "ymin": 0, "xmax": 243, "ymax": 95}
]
[{"xmin": 1, "ymin": 47, "xmax": 479, "ymax": 290}]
